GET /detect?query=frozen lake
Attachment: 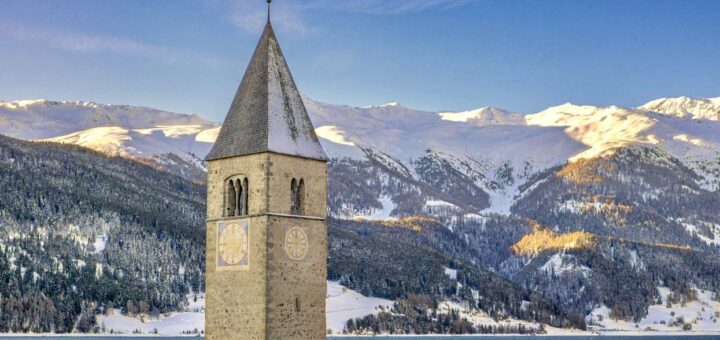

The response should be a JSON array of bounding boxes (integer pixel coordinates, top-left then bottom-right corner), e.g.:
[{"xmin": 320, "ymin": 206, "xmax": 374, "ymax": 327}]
[{"xmin": 1, "ymin": 335, "xmax": 719, "ymax": 339}]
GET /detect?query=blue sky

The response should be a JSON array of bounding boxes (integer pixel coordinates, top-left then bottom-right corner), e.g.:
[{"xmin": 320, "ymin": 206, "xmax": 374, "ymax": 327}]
[{"xmin": 1, "ymin": 0, "xmax": 719, "ymax": 121}]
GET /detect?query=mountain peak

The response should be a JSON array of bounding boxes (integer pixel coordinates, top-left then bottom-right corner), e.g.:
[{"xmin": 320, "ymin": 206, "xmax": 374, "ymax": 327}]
[
  {"xmin": 639, "ymin": 96, "xmax": 720, "ymax": 121},
  {"xmin": 0, "ymin": 99, "xmax": 114, "ymax": 110},
  {"xmin": 0, "ymin": 99, "xmax": 48, "ymax": 108},
  {"xmin": 546, "ymin": 102, "xmax": 603, "ymax": 114},
  {"xmin": 438, "ymin": 107, "xmax": 526, "ymax": 126},
  {"xmin": 364, "ymin": 102, "xmax": 402, "ymax": 109}
]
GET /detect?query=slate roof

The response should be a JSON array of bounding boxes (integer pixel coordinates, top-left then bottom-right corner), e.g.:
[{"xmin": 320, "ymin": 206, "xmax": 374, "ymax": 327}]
[{"xmin": 206, "ymin": 21, "xmax": 327, "ymax": 161}]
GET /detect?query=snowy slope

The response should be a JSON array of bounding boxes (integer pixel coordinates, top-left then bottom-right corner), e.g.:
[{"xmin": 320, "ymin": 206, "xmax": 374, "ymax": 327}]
[
  {"xmin": 4, "ymin": 97, "xmax": 717, "ymax": 173},
  {"xmin": 527, "ymin": 102, "xmax": 720, "ymax": 159},
  {"xmin": 640, "ymin": 96, "xmax": 720, "ymax": 121},
  {"xmin": 305, "ymin": 96, "xmax": 582, "ymax": 167},
  {"xmin": 526, "ymin": 104, "xmax": 657, "ymax": 161},
  {"xmin": 1, "ymin": 95, "xmax": 718, "ymax": 212},
  {"xmin": 304, "ymin": 96, "xmax": 585, "ymax": 215},
  {"xmin": 307, "ymin": 96, "xmax": 720, "ymax": 213},
  {"xmin": 526, "ymin": 102, "xmax": 720, "ymax": 190},
  {"xmin": 44, "ymin": 125, "xmax": 216, "ymax": 160},
  {"xmin": 0, "ymin": 99, "xmax": 215, "ymax": 139},
  {"xmin": 439, "ymin": 107, "xmax": 526, "ymax": 126},
  {"xmin": 95, "ymin": 281, "xmax": 392, "ymax": 336},
  {"xmin": 0, "ymin": 99, "xmax": 219, "ymax": 180},
  {"xmin": 326, "ymin": 281, "xmax": 393, "ymax": 334},
  {"xmin": 587, "ymin": 287, "xmax": 720, "ymax": 333}
]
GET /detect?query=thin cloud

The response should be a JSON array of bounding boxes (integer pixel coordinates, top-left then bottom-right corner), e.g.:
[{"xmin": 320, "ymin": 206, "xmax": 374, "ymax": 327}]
[
  {"xmin": 211, "ymin": 0, "xmax": 313, "ymax": 36},
  {"xmin": 307, "ymin": 0, "xmax": 476, "ymax": 15},
  {"xmin": 0, "ymin": 22, "xmax": 230, "ymax": 68},
  {"xmin": 212, "ymin": 0, "xmax": 474, "ymax": 35}
]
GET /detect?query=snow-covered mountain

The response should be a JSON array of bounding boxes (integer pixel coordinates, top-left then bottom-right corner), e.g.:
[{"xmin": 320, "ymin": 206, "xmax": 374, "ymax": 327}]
[
  {"xmin": 1, "ymin": 95, "xmax": 719, "ymax": 335},
  {"xmin": 0, "ymin": 99, "xmax": 219, "ymax": 181},
  {"xmin": 639, "ymin": 96, "xmax": 720, "ymax": 121},
  {"xmin": 306, "ymin": 96, "xmax": 720, "ymax": 215},
  {"xmin": 0, "ymin": 99, "xmax": 217, "ymax": 138},
  {"xmin": 526, "ymin": 103, "xmax": 720, "ymax": 188},
  {"xmin": 438, "ymin": 107, "xmax": 526, "ymax": 126},
  {"xmin": 1, "ymin": 95, "xmax": 719, "ymax": 212}
]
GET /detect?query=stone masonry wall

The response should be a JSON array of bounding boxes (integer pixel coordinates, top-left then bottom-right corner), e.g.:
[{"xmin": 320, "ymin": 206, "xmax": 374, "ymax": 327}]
[{"xmin": 206, "ymin": 152, "xmax": 327, "ymax": 339}]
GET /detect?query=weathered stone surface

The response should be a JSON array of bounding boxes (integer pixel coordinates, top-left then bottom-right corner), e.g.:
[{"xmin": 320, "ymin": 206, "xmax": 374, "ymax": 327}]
[
  {"xmin": 206, "ymin": 153, "xmax": 328, "ymax": 339},
  {"xmin": 206, "ymin": 10, "xmax": 327, "ymax": 339},
  {"xmin": 205, "ymin": 138, "xmax": 327, "ymax": 339}
]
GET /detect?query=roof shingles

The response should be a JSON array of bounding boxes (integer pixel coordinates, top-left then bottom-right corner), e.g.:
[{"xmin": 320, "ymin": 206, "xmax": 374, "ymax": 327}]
[{"xmin": 206, "ymin": 22, "xmax": 327, "ymax": 161}]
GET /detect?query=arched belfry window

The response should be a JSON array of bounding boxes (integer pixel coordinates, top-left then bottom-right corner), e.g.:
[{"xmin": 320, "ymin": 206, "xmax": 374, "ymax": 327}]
[
  {"xmin": 242, "ymin": 177, "xmax": 248, "ymax": 215},
  {"xmin": 226, "ymin": 180, "xmax": 237, "ymax": 216},
  {"xmin": 225, "ymin": 175, "xmax": 249, "ymax": 217},
  {"xmin": 290, "ymin": 179, "xmax": 298, "ymax": 214},
  {"xmin": 297, "ymin": 179, "xmax": 305, "ymax": 214},
  {"xmin": 290, "ymin": 178, "xmax": 305, "ymax": 215}
]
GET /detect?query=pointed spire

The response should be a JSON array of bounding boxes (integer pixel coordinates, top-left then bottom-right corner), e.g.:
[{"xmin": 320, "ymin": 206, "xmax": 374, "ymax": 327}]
[
  {"xmin": 267, "ymin": 0, "xmax": 271, "ymax": 23},
  {"xmin": 206, "ymin": 10, "xmax": 327, "ymax": 162}
]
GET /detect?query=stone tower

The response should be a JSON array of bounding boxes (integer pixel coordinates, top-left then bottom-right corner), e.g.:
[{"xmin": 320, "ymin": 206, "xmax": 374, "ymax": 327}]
[{"xmin": 204, "ymin": 3, "xmax": 328, "ymax": 339}]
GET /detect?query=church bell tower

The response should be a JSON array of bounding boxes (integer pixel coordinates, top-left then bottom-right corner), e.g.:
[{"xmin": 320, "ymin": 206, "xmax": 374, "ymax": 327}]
[{"xmin": 204, "ymin": 1, "xmax": 328, "ymax": 338}]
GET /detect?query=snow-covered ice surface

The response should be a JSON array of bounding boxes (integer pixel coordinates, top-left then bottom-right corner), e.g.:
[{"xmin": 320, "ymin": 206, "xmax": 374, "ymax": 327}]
[
  {"xmin": 436, "ymin": 301, "xmax": 586, "ymax": 336},
  {"xmin": 97, "ymin": 294, "xmax": 205, "ymax": 336},
  {"xmin": 99, "ymin": 309, "xmax": 204, "ymax": 336},
  {"xmin": 95, "ymin": 282, "xmax": 392, "ymax": 336},
  {"xmin": 587, "ymin": 287, "xmax": 720, "ymax": 333},
  {"xmin": 326, "ymin": 281, "xmax": 394, "ymax": 335}
]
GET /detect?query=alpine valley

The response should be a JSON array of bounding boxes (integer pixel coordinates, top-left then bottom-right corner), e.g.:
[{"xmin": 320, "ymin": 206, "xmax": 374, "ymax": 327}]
[{"xmin": 0, "ymin": 96, "xmax": 719, "ymax": 335}]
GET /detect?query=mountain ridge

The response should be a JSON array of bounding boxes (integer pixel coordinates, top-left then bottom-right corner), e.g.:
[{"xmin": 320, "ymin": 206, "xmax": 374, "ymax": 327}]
[
  {"xmin": 639, "ymin": 96, "xmax": 720, "ymax": 121},
  {"xmin": 0, "ymin": 95, "xmax": 719, "ymax": 334},
  {"xmin": 1, "ymin": 95, "xmax": 719, "ymax": 208}
]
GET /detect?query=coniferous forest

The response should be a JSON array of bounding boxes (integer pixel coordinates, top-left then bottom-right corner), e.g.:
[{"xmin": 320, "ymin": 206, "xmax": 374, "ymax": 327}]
[
  {"xmin": 0, "ymin": 135, "xmax": 578, "ymax": 334},
  {"xmin": 1, "ymin": 134, "xmax": 719, "ymax": 334},
  {"xmin": 0, "ymin": 135, "xmax": 205, "ymax": 332}
]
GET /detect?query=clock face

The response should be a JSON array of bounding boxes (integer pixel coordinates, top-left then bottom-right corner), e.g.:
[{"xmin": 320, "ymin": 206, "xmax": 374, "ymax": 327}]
[
  {"xmin": 284, "ymin": 226, "xmax": 309, "ymax": 261},
  {"xmin": 218, "ymin": 222, "xmax": 248, "ymax": 266}
]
